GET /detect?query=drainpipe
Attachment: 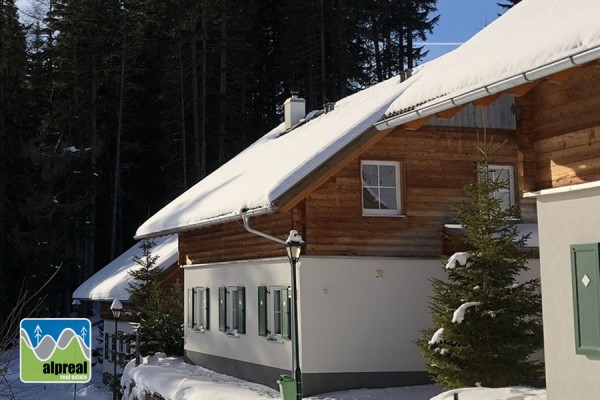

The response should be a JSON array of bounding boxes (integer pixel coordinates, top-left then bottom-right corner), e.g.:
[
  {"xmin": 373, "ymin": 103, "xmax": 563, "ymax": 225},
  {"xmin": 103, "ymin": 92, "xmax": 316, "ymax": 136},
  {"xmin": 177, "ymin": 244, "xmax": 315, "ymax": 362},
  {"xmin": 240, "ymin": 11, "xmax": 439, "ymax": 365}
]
[{"xmin": 241, "ymin": 213, "xmax": 286, "ymax": 245}]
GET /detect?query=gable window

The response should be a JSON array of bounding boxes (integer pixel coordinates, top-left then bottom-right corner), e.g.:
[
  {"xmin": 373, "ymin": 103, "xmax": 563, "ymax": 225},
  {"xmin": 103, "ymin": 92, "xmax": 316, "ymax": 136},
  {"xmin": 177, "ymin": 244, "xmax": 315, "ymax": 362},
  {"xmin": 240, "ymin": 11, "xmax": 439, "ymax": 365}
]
[
  {"xmin": 488, "ymin": 165, "xmax": 515, "ymax": 210},
  {"xmin": 219, "ymin": 286, "xmax": 245, "ymax": 336},
  {"xmin": 361, "ymin": 160, "xmax": 402, "ymax": 216},
  {"xmin": 188, "ymin": 287, "xmax": 209, "ymax": 331},
  {"xmin": 258, "ymin": 286, "xmax": 290, "ymax": 341}
]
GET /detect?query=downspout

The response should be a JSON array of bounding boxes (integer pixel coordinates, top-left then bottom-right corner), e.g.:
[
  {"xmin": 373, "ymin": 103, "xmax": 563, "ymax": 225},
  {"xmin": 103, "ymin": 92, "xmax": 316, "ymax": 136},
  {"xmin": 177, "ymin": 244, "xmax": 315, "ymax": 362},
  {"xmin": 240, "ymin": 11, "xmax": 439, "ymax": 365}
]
[
  {"xmin": 241, "ymin": 212, "xmax": 286, "ymax": 245},
  {"xmin": 375, "ymin": 45, "xmax": 600, "ymax": 131}
]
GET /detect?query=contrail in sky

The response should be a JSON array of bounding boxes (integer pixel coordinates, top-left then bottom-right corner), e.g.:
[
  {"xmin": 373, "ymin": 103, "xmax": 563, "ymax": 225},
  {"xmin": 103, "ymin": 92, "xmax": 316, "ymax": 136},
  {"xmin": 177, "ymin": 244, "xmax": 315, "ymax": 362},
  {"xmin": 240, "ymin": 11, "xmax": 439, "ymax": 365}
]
[{"xmin": 413, "ymin": 42, "xmax": 463, "ymax": 46}]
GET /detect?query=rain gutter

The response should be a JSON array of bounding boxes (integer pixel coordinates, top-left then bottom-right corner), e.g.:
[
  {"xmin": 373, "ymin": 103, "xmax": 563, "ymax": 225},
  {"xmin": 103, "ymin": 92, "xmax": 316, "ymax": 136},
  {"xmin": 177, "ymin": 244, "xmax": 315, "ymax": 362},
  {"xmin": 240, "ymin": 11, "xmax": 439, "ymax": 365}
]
[
  {"xmin": 374, "ymin": 45, "xmax": 600, "ymax": 131},
  {"xmin": 134, "ymin": 206, "xmax": 278, "ymax": 240}
]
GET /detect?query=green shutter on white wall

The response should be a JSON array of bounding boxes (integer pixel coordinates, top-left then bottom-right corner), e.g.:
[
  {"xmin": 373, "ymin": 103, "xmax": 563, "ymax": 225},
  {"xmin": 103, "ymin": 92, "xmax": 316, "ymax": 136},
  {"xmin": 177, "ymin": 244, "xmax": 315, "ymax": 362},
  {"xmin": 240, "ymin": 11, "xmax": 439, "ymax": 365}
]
[
  {"xmin": 282, "ymin": 288, "xmax": 290, "ymax": 339},
  {"xmin": 219, "ymin": 287, "xmax": 226, "ymax": 332},
  {"xmin": 203, "ymin": 287, "xmax": 210, "ymax": 330},
  {"xmin": 187, "ymin": 288, "xmax": 193, "ymax": 328},
  {"xmin": 571, "ymin": 243, "xmax": 600, "ymax": 356},
  {"xmin": 237, "ymin": 287, "xmax": 246, "ymax": 334},
  {"xmin": 258, "ymin": 286, "xmax": 267, "ymax": 336}
]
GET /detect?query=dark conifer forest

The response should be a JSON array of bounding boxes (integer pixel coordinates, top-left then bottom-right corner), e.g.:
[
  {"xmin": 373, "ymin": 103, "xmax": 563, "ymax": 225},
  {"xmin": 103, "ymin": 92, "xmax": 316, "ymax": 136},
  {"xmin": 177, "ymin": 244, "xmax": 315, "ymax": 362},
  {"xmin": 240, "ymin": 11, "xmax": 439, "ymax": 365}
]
[{"xmin": 0, "ymin": 0, "xmax": 442, "ymax": 322}]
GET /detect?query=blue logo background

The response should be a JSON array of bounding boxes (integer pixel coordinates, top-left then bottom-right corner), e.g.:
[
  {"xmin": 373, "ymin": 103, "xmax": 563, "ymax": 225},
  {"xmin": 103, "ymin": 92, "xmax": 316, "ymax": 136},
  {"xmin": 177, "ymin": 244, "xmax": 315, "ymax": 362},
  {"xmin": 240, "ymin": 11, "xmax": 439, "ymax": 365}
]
[{"xmin": 21, "ymin": 318, "xmax": 91, "ymax": 348}]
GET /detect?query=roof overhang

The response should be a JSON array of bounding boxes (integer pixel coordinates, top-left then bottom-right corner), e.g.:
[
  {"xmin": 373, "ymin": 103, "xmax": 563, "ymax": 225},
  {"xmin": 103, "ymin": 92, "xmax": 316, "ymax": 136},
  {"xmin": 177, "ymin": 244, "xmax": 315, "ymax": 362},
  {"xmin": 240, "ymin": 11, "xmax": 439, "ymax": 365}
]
[{"xmin": 375, "ymin": 46, "xmax": 600, "ymax": 132}]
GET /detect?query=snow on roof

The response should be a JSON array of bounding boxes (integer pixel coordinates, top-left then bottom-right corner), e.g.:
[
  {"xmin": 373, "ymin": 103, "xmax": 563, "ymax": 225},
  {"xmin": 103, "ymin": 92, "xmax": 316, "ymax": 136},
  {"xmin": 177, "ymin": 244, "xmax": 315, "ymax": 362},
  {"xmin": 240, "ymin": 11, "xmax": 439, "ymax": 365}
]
[
  {"xmin": 381, "ymin": 0, "xmax": 600, "ymax": 123},
  {"xmin": 135, "ymin": 75, "xmax": 411, "ymax": 239},
  {"xmin": 72, "ymin": 234, "xmax": 178, "ymax": 301}
]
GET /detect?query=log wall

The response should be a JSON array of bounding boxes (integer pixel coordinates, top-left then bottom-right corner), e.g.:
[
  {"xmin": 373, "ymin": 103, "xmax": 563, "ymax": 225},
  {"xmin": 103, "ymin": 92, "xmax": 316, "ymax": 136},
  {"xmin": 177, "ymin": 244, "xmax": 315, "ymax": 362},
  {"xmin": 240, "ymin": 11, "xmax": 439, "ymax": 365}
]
[
  {"xmin": 179, "ymin": 212, "xmax": 298, "ymax": 265},
  {"xmin": 518, "ymin": 65, "xmax": 600, "ymax": 189},
  {"xmin": 304, "ymin": 126, "xmax": 534, "ymax": 258},
  {"xmin": 179, "ymin": 126, "xmax": 534, "ymax": 263}
]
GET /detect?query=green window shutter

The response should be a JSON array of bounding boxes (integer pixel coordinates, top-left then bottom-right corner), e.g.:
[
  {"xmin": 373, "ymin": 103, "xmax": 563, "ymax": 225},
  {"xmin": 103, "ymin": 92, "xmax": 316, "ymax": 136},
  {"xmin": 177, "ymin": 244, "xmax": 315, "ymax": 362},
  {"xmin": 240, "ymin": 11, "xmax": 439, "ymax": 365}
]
[
  {"xmin": 104, "ymin": 333, "xmax": 110, "ymax": 359},
  {"xmin": 258, "ymin": 286, "xmax": 268, "ymax": 336},
  {"xmin": 203, "ymin": 287, "xmax": 210, "ymax": 330},
  {"xmin": 281, "ymin": 288, "xmax": 290, "ymax": 339},
  {"xmin": 237, "ymin": 286, "xmax": 246, "ymax": 334},
  {"xmin": 571, "ymin": 243, "xmax": 600, "ymax": 356},
  {"xmin": 187, "ymin": 288, "xmax": 193, "ymax": 328},
  {"xmin": 219, "ymin": 287, "xmax": 226, "ymax": 332}
]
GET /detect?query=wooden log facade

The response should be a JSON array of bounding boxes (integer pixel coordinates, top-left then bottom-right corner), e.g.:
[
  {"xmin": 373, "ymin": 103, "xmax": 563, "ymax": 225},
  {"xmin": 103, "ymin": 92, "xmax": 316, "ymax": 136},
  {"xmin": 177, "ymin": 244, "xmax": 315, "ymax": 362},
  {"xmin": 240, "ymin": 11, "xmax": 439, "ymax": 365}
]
[
  {"xmin": 517, "ymin": 64, "xmax": 600, "ymax": 189},
  {"xmin": 180, "ymin": 124, "xmax": 536, "ymax": 264}
]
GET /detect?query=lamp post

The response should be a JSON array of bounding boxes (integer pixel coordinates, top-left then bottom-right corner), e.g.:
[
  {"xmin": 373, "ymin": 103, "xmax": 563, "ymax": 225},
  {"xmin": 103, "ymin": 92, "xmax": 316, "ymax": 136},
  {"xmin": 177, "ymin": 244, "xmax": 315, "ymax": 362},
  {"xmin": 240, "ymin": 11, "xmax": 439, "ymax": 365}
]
[
  {"xmin": 284, "ymin": 230, "xmax": 304, "ymax": 400},
  {"xmin": 110, "ymin": 299, "xmax": 123, "ymax": 400},
  {"xmin": 71, "ymin": 299, "xmax": 81, "ymax": 318},
  {"xmin": 71, "ymin": 299, "xmax": 81, "ymax": 400}
]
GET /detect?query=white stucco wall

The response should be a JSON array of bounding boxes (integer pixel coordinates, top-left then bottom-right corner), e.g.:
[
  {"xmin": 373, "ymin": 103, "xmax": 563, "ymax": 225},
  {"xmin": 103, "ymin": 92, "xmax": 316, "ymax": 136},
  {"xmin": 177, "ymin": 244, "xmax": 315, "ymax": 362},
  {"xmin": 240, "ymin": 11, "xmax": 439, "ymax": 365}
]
[
  {"xmin": 535, "ymin": 184, "xmax": 600, "ymax": 400},
  {"xmin": 184, "ymin": 256, "xmax": 447, "ymax": 374},
  {"xmin": 184, "ymin": 258, "xmax": 293, "ymax": 370}
]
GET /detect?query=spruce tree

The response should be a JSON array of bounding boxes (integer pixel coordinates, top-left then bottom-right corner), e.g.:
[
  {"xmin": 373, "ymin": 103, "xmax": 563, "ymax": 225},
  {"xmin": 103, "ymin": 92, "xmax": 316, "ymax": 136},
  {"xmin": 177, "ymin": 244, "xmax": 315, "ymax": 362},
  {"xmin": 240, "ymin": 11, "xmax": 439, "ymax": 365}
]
[
  {"xmin": 126, "ymin": 239, "xmax": 183, "ymax": 357},
  {"xmin": 417, "ymin": 152, "xmax": 543, "ymax": 389}
]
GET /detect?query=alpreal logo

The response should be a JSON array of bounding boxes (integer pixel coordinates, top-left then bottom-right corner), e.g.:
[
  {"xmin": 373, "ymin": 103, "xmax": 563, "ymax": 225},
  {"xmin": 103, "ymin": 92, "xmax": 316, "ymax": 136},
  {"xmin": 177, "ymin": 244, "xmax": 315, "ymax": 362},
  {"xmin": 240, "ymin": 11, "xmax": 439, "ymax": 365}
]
[{"xmin": 20, "ymin": 318, "xmax": 91, "ymax": 383}]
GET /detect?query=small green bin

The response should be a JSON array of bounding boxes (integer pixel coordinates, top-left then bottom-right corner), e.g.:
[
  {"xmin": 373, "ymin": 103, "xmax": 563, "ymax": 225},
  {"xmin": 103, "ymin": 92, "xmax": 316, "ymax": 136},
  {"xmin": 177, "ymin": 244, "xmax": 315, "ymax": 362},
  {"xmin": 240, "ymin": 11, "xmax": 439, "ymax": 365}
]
[{"xmin": 277, "ymin": 375, "xmax": 296, "ymax": 400}]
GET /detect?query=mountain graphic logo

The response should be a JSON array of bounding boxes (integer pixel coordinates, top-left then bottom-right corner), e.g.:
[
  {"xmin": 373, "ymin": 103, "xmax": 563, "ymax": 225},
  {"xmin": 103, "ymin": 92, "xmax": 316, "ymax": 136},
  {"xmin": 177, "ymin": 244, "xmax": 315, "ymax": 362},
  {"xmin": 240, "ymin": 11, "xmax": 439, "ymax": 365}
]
[{"xmin": 20, "ymin": 318, "xmax": 92, "ymax": 383}]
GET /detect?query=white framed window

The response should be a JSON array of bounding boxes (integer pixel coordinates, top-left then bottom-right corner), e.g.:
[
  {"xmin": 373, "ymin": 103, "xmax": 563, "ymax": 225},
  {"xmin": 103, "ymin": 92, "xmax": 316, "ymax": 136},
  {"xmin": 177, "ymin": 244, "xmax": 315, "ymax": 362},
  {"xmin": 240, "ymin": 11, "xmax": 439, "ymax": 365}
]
[
  {"xmin": 188, "ymin": 287, "xmax": 209, "ymax": 331},
  {"xmin": 219, "ymin": 286, "xmax": 245, "ymax": 335},
  {"xmin": 361, "ymin": 160, "xmax": 402, "ymax": 216},
  {"xmin": 488, "ymin": 165, "xmax": 515, "ymax": 210},
  {"xmin": 258, "ymin": 286, "xmax": 290, "ymax": 340}
]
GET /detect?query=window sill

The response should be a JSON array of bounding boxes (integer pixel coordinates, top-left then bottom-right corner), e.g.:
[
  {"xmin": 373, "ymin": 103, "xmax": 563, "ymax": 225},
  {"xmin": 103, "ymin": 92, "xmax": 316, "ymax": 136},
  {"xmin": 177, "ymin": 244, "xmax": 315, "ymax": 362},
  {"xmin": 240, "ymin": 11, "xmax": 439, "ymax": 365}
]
[
  {"xmin": 362, "ymin": 213, "xmax": 406, "ymax": 218},
  {"xmin": 225, "ymin": 329, "xmax": 240, "ymax": 338},
  {"xmin": 266, "ymin": 334, "xmax": 285, "ymax": 344}
]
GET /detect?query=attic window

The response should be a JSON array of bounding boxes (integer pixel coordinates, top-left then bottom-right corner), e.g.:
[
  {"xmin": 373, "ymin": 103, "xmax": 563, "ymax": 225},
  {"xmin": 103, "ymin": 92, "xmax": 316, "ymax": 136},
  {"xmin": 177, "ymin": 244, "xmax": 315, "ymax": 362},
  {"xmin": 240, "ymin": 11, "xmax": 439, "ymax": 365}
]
[{"xmin": 361, "ymin": 160, "xmax": 402, "ymax": 216}]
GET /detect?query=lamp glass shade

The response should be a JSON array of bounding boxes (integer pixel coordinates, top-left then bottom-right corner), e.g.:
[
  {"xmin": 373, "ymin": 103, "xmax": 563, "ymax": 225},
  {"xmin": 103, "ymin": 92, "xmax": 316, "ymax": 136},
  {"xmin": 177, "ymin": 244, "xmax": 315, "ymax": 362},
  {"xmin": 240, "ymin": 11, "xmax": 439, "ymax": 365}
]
[
  {"xmin": 110, "ymin": 299, "xmax": 123, "ymax": 318},
  {"xmin": 286, "ymin": 244, "xmax": 301, "ymax": 260}
]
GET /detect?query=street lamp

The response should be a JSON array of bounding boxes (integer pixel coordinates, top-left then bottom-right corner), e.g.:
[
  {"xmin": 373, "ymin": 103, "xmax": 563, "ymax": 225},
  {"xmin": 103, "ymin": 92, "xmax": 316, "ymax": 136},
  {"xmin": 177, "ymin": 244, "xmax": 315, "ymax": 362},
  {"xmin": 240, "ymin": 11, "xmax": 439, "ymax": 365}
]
[
  {"xmin": 284, "ymin": 230, "xmax": 304, "ymax": 400},
  {"xmin": 71, "ymin": 299, "xmax": 81, "ymax": 318},
  {"xmin": 110, "ymin": 299, "xmax": 123, "ymax": 400}
]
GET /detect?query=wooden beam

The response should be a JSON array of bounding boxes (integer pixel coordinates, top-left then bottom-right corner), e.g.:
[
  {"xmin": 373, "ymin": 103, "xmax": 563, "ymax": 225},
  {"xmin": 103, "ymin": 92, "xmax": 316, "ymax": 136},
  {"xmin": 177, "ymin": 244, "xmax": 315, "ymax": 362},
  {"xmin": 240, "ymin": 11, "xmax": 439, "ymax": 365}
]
[
  {"xmin": 546, "ymin": 67, "xmax": 579, "ymax": 84},
  {"xmin": 435, "ymin": 105, "xmax": 466, "ymax": 120},
  {"xmin": 473, "ymin": 93, "xmax": 503, "ymax": 107},
  {"xmin": 404, "ymin": 116, "xmax": 430, "ymax": 131},
  {"xmin": 509, "ymin": 81, "xmax": 540, "ymax": 97}
]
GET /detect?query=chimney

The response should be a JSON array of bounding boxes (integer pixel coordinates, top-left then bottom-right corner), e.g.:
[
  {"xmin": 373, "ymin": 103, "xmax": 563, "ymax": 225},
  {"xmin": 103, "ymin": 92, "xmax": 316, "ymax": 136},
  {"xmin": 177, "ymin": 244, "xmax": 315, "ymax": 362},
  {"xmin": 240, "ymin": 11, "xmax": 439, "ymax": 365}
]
[{"xmin": 284, "ymin": 93, "xmax": 306, "ymax": 130}]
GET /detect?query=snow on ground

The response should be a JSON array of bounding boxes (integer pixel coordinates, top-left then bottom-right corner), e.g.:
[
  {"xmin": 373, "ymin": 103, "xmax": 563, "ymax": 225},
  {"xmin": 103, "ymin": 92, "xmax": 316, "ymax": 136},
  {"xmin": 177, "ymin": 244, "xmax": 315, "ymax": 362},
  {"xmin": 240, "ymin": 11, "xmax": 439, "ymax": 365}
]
[{"xmin": 2, "ymin": 347, "xmax": 546, "ymax": 400}]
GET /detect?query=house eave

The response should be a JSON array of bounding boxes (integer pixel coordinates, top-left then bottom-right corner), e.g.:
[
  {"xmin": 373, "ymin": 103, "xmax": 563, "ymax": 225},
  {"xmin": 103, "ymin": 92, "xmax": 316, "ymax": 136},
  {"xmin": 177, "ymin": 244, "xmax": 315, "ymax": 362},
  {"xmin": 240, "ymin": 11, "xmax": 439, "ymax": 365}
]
[
  {"xmin": 133, "ymin": 206, "xmax": 279, "ymax": 240},
  {"xmin": 375, "ymin": 45, "xmax": 600, "ymax": 131}
]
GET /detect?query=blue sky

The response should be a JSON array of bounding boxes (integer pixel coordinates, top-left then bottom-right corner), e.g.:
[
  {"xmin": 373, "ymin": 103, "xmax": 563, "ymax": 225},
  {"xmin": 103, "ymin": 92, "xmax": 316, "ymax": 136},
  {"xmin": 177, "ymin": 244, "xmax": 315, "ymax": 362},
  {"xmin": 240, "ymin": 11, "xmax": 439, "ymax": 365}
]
[
  {"xmin": 15, "ymin": 0, "xmax": 503, "ymax": 64},
  {"xmin": 422, "ymin": 0, "xmax": 503, "ymax": 61}
]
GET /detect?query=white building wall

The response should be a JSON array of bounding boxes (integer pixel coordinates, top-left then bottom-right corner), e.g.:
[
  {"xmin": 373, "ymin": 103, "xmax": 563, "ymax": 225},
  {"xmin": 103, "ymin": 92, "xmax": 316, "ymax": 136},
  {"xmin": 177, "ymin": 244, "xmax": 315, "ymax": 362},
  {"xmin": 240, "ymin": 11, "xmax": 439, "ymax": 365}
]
[
  {"xmin": 299, "ymin": 257, "xmax": 446, "ymax": 372},
  {"xmin": 184, "ymin": 256, "xmax": 447, "ymax": 374},
  {"xmin": 184, "ymin": 258, "xmax": 293, "ymax": 371},
  {"xmin": 103, "ymin": 320, "xmax": 137, "ymax": 375},
  {"xmin": 535, "ymin": 184, "xmax": 600, "ymax": 400}
]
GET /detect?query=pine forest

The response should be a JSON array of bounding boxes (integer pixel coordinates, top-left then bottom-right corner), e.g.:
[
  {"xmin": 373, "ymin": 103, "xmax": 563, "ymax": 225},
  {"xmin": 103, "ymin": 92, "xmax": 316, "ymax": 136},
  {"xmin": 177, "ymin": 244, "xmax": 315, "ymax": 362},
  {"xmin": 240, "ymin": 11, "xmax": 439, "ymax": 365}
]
[{"xmin": 0, "ymin": 0, "xmax": 442, "ymax": 323}]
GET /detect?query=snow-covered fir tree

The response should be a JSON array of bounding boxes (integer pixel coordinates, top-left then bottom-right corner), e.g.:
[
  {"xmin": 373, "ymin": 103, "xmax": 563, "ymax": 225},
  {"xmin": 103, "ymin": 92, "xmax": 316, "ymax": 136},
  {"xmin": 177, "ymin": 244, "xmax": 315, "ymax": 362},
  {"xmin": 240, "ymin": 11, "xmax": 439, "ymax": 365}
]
[
  {"xmin": 417, "ymin": 151, "xmax": 543, "ymax": 389},
  {"xmin": 126, "ymin": 239, "xmax": 183, "ymax": 358}
]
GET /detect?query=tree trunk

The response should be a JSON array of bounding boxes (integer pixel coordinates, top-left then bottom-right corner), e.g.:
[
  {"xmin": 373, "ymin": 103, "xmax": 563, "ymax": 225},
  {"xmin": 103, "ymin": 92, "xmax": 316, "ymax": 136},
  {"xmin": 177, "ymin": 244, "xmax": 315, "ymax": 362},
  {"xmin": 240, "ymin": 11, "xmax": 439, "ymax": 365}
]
[
  {"xmin": 218, "ymin": 0, "xmax": 227, "ymax": 166},
  {"xmin": 111, "ymin": 41, "xmax": 126, "ymax": 260},
  {"xmin": 178, "ymin": 33, "xmax": 188, "ymax": 190},
  {"xmin": 191, "ymin": 18, "xmax": 201, "ymax": 182}
]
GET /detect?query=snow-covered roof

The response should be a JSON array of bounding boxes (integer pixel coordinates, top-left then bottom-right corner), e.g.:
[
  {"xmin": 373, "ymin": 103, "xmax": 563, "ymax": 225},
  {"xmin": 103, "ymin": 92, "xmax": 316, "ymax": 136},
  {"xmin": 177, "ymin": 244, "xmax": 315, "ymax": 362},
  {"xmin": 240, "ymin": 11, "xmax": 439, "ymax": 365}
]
[
  {"xmin": 135, "ymin": 76, "xmax": 411, "ymax": 239},
  {"xmin": 72, "ymin": 234, "xmax": 178, "ymax": 301},
  {"xmin": 379, "ymin": 0, "xmax": 600, "ymax": 127}
]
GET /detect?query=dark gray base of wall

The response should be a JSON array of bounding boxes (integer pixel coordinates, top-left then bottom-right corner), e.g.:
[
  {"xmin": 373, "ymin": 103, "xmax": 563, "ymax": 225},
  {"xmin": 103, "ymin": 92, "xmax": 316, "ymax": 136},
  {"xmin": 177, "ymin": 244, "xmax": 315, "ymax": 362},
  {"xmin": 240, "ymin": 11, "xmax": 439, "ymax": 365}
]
[{"xmin": 185, "ymin": 349, "xmax": 431, "ymax": 396}]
